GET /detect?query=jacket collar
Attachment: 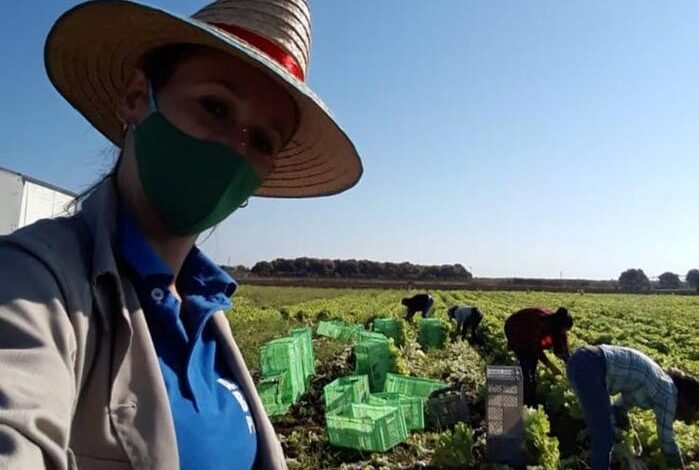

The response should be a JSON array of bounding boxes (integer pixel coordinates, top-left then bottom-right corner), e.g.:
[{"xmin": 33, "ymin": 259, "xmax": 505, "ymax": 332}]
[{"xmin": 79, "ymin": 177, "xmax": 122, "ymax": 284}]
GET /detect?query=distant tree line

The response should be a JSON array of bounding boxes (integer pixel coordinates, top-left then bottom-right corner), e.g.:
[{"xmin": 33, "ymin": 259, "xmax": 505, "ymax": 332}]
[
  {"xmin": 247, "ymin": 258, "xmax": 473, "ymax": 281},
  {"xmin": 618, "ymin": 268, "xmax": 699, "ymax": 293}
]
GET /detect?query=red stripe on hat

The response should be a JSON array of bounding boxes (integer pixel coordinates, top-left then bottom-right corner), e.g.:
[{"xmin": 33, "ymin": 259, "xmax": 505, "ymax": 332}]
[{"xmin": 211, "ymin": 22, "xmax": 305, "ymax": 81}]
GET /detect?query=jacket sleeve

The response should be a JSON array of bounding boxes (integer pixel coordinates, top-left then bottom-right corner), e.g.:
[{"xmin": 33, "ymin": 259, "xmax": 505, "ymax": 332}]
[{"xmin": 0, "ymin": 244, "xmax": 77, "ymax": 470}]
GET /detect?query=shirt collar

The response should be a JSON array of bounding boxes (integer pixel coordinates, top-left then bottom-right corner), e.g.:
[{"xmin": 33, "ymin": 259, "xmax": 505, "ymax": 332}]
[
  {"xmin": 179, "ymin": 246, "xmax": 237, "ymax": 298},
  {"xmin": 117, "ymin": 211, "xmax": 237, "ymax": 297}
]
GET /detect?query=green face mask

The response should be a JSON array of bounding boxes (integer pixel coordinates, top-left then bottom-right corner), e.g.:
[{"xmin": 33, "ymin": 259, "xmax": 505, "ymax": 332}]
[{"xmin": 133, "ymin": 101, "xmax": 262, "ymax": 236}]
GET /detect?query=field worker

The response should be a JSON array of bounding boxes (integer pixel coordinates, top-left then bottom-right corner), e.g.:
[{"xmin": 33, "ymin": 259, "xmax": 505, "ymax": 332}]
[
  {"xmin": 402, "ymin": 293, "xmax": 435, "ymax": 321},
  {"xmin": 0, "ymin": 1, "xmax": 362, "ymax": 468},
  {"xmin": 567, "ymin": 346, "xmax": 699, "ymax": 469},
  {"xmin": 504, "ymin": 307, "xmax": 574, "ymax": 406},
  {"xmin": 447, "ymin": 305, "xmax": 483, "ymax": 342}
]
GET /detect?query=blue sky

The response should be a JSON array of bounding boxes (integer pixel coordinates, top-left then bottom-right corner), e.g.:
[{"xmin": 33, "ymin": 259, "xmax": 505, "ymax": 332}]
[{"xmin": 2, "ymin": 1, "xmax": 698, "ymax": 279}]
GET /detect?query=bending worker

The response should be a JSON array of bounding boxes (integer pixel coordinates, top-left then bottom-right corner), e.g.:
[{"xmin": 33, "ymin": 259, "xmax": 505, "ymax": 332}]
[
  {"xmin": 447, "ymin": 305, "xmax": 483, "ymax": 342},
  {"xmin": 402, "ymin": 293, "xmax": 434, "ymax": 321},
  {"xmin": 504, "ymin": 307, "xmax": 574, "ymax": 406},
  {"xmin": 567, "ymin": 345, "xmax": 699, "ymax": 469}
]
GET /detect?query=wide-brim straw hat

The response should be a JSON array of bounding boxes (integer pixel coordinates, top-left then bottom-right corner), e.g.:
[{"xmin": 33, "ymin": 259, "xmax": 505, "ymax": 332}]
[{"xmin": 45, "ymin": 0, "xmax": 362, "ymax": 197}]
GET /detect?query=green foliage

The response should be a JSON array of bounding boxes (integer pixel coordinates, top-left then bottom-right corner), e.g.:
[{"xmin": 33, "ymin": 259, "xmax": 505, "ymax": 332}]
[
  {"xmin": 688, "ymin": 269, "xmax": 699, "ymax": 293},
  {"xmin": 524, "ymin": 406, "xmax": 561, "ymax": 470},
  {"xmin": 658, "ymin": 272, "xmax": 682, "ymax": 289},
  {"xmin": 618, "ymin": 268, "xmax": 651, "ymax": 292},
  {"xmin": 536, "ymin": 368, "xmax": 583, "ymax": 421},
  {"xmin": 430, "ymin": 422, "xmax": 473, "ymax": 468},
  {"xmin": 386, "ymin": 338, "xmax": 410, "ymax": 376}
]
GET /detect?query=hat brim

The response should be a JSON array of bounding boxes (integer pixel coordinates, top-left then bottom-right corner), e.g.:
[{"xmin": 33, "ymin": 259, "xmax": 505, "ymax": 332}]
[{"xmin": 45, "ymin": 0, "xmax": 362, "ymax": 198}]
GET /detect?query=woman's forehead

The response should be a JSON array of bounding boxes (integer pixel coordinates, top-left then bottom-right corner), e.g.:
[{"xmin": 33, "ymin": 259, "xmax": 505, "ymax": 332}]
[{"xmin": 168, "ymin": 48, "xmax": 281, "ymax": 92}]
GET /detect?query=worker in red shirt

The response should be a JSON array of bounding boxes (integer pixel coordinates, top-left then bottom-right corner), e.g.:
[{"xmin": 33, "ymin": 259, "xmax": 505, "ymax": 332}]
[{"xmin": 504, "ymin": 307, "xmax": 574, "ymax": 406}]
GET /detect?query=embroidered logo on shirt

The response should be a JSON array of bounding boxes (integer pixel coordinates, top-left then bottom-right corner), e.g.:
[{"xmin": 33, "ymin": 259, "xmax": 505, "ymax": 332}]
[{"xmin": 217, "ymin": 378, "xmax": 256, "ymax": 434}]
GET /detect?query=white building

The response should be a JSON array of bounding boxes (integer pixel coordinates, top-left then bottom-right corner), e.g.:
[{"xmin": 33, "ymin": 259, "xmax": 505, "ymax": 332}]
[{"xmin": 0, "ymin": 166, "xmax": 75, "ymax": 235}]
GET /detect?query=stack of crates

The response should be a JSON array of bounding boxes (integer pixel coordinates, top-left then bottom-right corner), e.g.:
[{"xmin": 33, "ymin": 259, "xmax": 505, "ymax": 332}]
[
  {"xmin": 323, "ymin": 375, "xmax": 370, "ymax": 411},
  {"xmin": 367, "ymin": 392, "xmax": 424, "ymax": 431},
  {"xmin": 324, "ymin": 375, "xmax": 409, "ymax": 452},
  {"xmin": 325, "ymin": 372, "xmax": 448, "ymax": 450},
  {"xmin": 326, "ymin": 403, "xmax": 408, "ymax": 452},
  {"xmin": 486, "ymin": 366, "xmax": 524, "ymax": 466},
  {"xmin": 257, "ymin": 333, "xmax": 315, "ymax": 417},
  {"xmin": 418, "ymin": 318, "xmax": 446, "ymax": 350},
  {"xmin": 354, "ymin": 332, "xmax": 390, "ymax": 392},
  {"xmin": 384, "ymin": 373, "xmax": 448, "ymax": 401},
  {"xmin": 372, "ymin": 317, "xmax": 401, "ymax": 346}
]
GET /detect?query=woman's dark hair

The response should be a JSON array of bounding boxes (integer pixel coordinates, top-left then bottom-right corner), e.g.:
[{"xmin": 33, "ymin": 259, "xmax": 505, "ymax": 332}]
[
  {"xmin": 667, "ymin": 369, "xmax": 699, "ymax": 408},
  {"xmin": 70, "ymin": 44, "xmax": 201, "ymax": 208},
  {"xmin": 142, "ymin": 43, "xmax": 205, "ymax": 92},
  {"xmin": 552, "ymin": 307, "xmax": 573, "ymax": 331}
]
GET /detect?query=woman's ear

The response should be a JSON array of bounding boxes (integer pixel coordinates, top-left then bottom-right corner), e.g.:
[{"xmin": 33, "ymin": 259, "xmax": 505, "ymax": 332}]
[{"xmin": 117, "ymin": 68, "xmax": 151, "ymax": 127}]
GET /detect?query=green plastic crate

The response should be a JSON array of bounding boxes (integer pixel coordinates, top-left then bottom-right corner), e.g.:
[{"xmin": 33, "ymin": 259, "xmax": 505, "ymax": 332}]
[
  {"xmin": 355, "ymin": 339, "xmax": 390, "ymax": 392},
  {"xmin": 326, "ymin": 403, "xmax": 408, "ymax": 452},
  {"xmin": 358, "ymin": 330, "xmax": 389, "ymax": 343},
  {"xmin": 341, "ymin": 323, "xmax": 365, "ymax": 342},
  {"xmin": 257, "ymin": 373, "xmax": 291, "ymax": 417},
  {"xmin": 257, "ymin": 373, "xmax": 284, "ymax": 403},
  {"xmin": 367, "ymin": 392, "xmax": 425, "ymax": 431},
  {"xmin": 317, "ymin": 321, "xmax": 364, "ymax": 342},
  {"xmin": 384, "ymin": 373, "xmax": 448, "ymax": 400},
  {"xmin": 259, "ymin": 337, "xmax": 306, "ymax": 402},
  {"xmin": 290, "ymin": 327, "xmax": 315, "ymax": 380},
  {"xmin": 316, "ymin": 320, "xmax": 345, "ymax": 339},
  {"xmin": 373, "ymin": 318, "xmax": 401, "ymax": 346},
  {"xmin": 418, "ymin": 318, "xmax": 446, "ymax": 350},
  {"xmin": 324, "ymin": 375, "xmax": 370, "ymax": 411}
]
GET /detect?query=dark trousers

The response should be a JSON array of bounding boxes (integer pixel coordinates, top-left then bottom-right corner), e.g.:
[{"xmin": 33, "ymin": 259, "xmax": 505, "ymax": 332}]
[
  {"xmin": 567, "ymin": 346, "xmax": 613, "ymax": 470},
  {"xmin": 514, "ymin": 351, "xmax": 539, "ymax": 406},
  {"xmin": 458, "ymin": 315, "xmax": 482, "ymax": 341}
]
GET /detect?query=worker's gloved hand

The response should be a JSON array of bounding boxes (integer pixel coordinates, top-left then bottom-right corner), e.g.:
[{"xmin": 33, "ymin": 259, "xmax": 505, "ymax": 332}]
[
  {"xmin": 612, "ymin": 405, "xmax": 631, "ymax": 430},
  {"xmin": 663, "ymin": 451, "xmax": 684, "ymax": 469}
]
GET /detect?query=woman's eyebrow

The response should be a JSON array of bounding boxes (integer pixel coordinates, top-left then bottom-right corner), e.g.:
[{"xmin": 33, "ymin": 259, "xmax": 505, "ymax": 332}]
[{"xmin": 211, "ymin": 78, "xmax": 243, "ymax": 101}]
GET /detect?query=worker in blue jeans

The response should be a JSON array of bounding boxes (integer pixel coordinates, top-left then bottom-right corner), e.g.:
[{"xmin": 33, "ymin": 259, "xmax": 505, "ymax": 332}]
[{"xmin": 567, "ymin": 345, "xmax": 699, "ymax": 469}]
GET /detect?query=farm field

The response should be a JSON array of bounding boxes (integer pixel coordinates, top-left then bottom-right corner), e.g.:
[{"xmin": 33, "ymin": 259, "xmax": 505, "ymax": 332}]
[{"xmin": 227, "ymin": 286, "xmax": 699, "ymax": 469}]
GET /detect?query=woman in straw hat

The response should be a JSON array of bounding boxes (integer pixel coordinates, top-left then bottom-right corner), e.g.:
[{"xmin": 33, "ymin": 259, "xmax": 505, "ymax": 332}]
[{"xmin": 0, "ymin": 0, "xmax": 361, "ymax": 468}]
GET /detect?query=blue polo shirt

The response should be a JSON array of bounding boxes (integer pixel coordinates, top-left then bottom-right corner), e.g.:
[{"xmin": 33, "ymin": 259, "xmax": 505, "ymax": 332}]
[{"xmin": 117, "ymin": 212, "xmax": 257, "ymax": 470}]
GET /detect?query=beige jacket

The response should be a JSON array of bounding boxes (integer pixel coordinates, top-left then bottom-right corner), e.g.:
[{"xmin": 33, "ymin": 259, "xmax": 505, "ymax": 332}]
[{"xmin": 0, "ymin": 180, "xmax": 287, "ymax": 470}]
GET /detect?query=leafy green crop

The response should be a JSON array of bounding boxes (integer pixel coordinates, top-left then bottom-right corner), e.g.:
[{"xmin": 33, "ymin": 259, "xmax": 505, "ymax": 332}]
[
  {"xmin": 431, "ymin": 422, "xmax": 474, "ymax": 468},
  {"xmin": 524, "ymin": 406, "xmax": 561, "ymax": 470}
]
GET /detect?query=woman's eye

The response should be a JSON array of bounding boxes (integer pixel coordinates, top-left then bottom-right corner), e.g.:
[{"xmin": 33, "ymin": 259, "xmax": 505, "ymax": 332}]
[{"xmin": 199, "ymin": 97, "xmax": 229, "ymax": 120}]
